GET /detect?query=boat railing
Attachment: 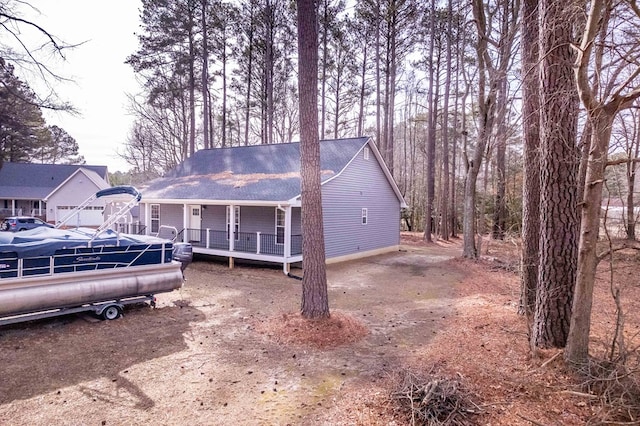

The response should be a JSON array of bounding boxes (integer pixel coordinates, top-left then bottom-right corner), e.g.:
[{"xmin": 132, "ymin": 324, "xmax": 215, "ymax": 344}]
[{"xmin": 0, "ymin": 242, "xmax": 173, "ymax": 280}]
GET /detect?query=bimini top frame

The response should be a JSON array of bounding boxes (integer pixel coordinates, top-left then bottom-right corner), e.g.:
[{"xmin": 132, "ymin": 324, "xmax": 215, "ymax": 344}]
[{"xmin": 55, "ymin": 186, "xmax": 143, "ymax": 244}]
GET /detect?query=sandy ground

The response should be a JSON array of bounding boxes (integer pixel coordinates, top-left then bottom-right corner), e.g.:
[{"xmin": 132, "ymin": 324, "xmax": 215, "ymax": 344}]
[
  {"xmin": 0, "ymin": 240, "xmax": 464, "ymax": 425},
  {"xmin": 2, "ymin": 234, "xmax": 632, "ymax": 425}
]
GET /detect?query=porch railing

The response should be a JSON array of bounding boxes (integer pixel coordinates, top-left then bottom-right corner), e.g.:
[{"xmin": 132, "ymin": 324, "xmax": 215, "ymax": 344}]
[
  {"xmin": 0, "ymin": 208, "xmax": 22, "ymax": 218},
  {"xmin": 115, "ymin": 223, "xmax": 147, "ymax": 235},
  {"xmin": 183, "ymin": 228, "xmax": 302, "ymax": 256}
]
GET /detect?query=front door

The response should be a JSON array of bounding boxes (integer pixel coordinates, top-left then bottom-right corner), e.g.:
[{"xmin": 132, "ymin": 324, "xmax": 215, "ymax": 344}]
[{"xmin": 189, "ymin": 205, "xmax": 201, "ymax": 242}]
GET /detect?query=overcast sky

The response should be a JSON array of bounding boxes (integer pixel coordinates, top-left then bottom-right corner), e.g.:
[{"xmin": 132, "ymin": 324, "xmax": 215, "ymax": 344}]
[{"xmin": 24, "ymin": 1, "xmax": 143, "ymax": 172}]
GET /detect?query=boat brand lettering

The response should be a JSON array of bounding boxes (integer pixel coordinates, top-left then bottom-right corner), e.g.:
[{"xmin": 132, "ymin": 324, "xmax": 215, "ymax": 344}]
[{"xmin": 75, "ymin": 256, "xmax": 101, "ymax": 263}]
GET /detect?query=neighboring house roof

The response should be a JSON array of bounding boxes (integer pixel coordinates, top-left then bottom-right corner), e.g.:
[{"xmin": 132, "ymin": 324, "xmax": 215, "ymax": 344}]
[
  {"xmin": 0, "ymin": 163, "xmax": 109, "ymax": 200},
  {"xmin": 139, "ymin": 136, "xmax": 406, "ymax": 206},
  {"xmin": 44, "ymin": 167, "xmax": 112, "ymax": 201}
]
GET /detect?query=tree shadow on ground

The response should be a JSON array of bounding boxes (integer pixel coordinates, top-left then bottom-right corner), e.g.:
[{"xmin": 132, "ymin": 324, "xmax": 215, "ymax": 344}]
[{"xmin": 0, "ymin": 303, "xmax": 203, "ymax": 404}]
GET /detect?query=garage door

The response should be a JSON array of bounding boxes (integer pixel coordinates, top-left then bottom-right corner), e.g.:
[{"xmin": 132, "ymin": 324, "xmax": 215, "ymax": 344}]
[{"xmin": 56, "ymin": 206, "xmax": 104, "ymax": 227}]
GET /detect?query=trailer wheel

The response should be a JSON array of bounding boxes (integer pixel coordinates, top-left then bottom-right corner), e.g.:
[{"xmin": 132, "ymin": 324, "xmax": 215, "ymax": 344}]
[{"xmin": 102, "ymin": 305, "xmax": 121, "ymax": 321}]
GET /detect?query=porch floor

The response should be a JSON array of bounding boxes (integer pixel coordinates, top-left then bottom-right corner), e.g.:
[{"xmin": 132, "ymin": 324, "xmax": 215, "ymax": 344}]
[{"xmin": 191, "ymin": 246, "xmax": 302, "ymax": 267}]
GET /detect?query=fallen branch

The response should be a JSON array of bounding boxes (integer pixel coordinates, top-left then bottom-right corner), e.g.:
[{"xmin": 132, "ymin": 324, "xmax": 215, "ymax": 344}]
[
  {"xmin": 516, "ymin": 413, "xmax": 550, "ymax": 426},
  {"xmin": 560, "ymin": 390, "xmax": 599, "ymax": 399},
  {"xmin": 541, "ymin": 351, "xmax": 563, "ymax": 369},
  {"xmin": 391, "ymin": 369, "xmax": 481, "ymax": 425}
]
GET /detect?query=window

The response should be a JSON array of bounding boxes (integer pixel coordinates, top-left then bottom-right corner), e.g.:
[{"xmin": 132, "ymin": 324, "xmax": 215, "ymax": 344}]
[
  {"xmin": 275, "ymin": 208, "xmax": 285, "ymax": 245},
  {"xmin": 363, "ymin": 147, "xmax": 370, "ymax": 160},
  {"xmin": 362, "ymin": 208, "xmax": 368, "ymax": 225},
  {"xmin": 150, "ymin": 204, "xmax": 160, "ymax": 233},
  {"xmin": 226, "ymin": 206, "xmax": 240, "ymax": 240}
]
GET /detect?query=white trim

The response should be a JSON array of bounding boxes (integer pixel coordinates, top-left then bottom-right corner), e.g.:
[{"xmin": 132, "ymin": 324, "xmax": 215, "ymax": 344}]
[
  {"xmin": 150, "ymin": 203, "xmax": 160, "ymax": 234},
  {"xmin": 133, "ymin": 197, "xmax": 289, "ymax": 207},
  {"xmin": 192, "ymin": 246, "xmax": 303, "ymax": 264},
  {"xmin": 226, "ymin": 205, "xmax": 240, "ymax": 242},
  {"xmin": 188, "ymin": 205, "xmax": 202, "ymax": 242},
  {"xmin": 326, "ymin": 245, "xmax": 400, "ymax": 264},
  {"xmin": 275, "ymin": 208, "xmax": 285, "ymax": 245}
]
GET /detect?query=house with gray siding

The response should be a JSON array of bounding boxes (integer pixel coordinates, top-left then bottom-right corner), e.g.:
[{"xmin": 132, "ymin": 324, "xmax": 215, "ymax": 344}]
[
  {"xmin": 116, "ymin": 137, "xmax": 406, "ymax": 272},
  {"xmin": 0, "ymin": 163, "xmax": 111, "ymax": 225}
]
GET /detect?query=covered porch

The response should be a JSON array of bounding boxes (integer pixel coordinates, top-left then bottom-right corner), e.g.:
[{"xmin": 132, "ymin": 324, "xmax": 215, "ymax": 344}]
[
  {"xmin": 180, "ymin": 228, "xmax": 303, "ymax": 271},
  {"xmin": 0, "ymin": 199, "xmax": 45, "ymax": 219},
  {"xmin": 139, "ymin": 201, "xmax": 304, "ymax": 273}
]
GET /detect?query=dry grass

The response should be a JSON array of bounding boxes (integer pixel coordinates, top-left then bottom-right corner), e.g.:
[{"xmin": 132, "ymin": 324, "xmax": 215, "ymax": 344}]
[{"xmin": 3, "ymin": 234, "xmax": 640, "ymax": 425}]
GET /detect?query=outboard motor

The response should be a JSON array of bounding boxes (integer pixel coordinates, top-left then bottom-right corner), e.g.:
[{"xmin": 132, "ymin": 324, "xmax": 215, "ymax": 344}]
[{"xmin": 172, "ymin": 242, "xmax": 193, "ymax": 273}]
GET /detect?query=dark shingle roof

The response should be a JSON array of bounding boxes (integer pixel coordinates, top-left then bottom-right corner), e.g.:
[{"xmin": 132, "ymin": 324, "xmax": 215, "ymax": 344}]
[
  {"xmin": 0, "ymin": 163, "xmax": 109, "ymax": 200},
  {"xmin": 140, "ymin": 137, "xmax": 371, "ymax": 202}
]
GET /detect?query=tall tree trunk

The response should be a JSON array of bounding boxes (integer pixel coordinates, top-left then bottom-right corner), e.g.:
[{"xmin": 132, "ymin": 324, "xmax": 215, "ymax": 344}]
[
  {"xmin": 463, "ymin": 0, "xmax": 498, "ymax": 258},
  {"xmin": 333, "ymin": 52, "xmax": 342, "ymax": 139},
  {"xmin": 221, "ymin": 41, "xmax": 228, "ymax": 147},
  {"xmin": 532, "ymin": 0, "xmax": 580, "ymax": 349},
  {"xmin": 519, "ymin": 0, "xmax": 540, "ymax": 316},
  {"xmin": 265, "ymin": 0, "xmax": 274, "ymax": 145},
  {"xmin": 201, "ymin": 0, "xmax": 210, "ymax": 150},
  {"xmin": 565, "ymin": 111, "xmax": 612, "ymax": 360},
  {"xmin": 450, "ymin": 18, "xmax": 464, "ymax": 238},
  {"xmin": 565, "ymin": 0, "xmax": 640, "ymax": 363},
  {"xmin": 439, "ymin": 0, "xmax": 453, "ymax": 241},
  {"xmin": 423, "ymin": 0, "xmax": 436, "ymax": 243},
  {"xmin": 492, "ymin": 133, "xmax": 506, "ymax": 239},
  {"xmin": 297, "ymin": 0, "xmax": 330, "ymax": 319},
  {"xmin": 381, "ymin": 28, "xmax": 391, "ymax": 169},
  {"xmin": 320, "ymin": 0, "xmax": 328, "ymax": 138},
  {"xmin": 386, "ymin": 1, "xmax": 397, "ymax": 176},
  {"xmin": 357, "ymin": 42, "xmax": 367, "ymax": 136},
  {"xmin": 188, "ymin": 23, "xmax": 196, "ymax": 156},
  {"xmin": 491, "ymin": 0, "xmax": 515, "ymax": 241},
  {"xmin": 375, "ymin": 0, "xmax": 381, "ymax": 147},
  {"xmin": 244, "ymin": 4, "xmax": 255, "ymax": 146},
  {"xmin": 626, "ymin": 128, "xmax": 639, "ymax": 239}
]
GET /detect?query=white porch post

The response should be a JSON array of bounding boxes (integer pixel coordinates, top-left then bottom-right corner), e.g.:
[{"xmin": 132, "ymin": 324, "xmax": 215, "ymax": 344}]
[
  {"xmin": 228, "ymin": 204, "xmax": 236, "ymax": 270},
  {"xmin": 283, "ymin": 205, "xmax": 292, "ymax": 274},
  {"xmin": 38, "ymin": 200, "xmax": 42, "ymax": 216},
  {"xmin": 11, "ymin": 200, "xmax": 15, "ymax": 215},
  {"xmin": 144, "ymin": 203, "xmax": 150, "ymax": 235},
  {"xmin": 229, "ymin": 204, "xmax": 235, "ymax": 251},
  {"xmin": 183, "ymin": 203, "xmax": 189, "ymax": 243}
]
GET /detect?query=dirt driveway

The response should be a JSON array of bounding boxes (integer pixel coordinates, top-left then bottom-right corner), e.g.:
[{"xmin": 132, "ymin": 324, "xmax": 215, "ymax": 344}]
[{"xmin": 0, "ymin": 242, "xmax": 464, "ymax": 425}]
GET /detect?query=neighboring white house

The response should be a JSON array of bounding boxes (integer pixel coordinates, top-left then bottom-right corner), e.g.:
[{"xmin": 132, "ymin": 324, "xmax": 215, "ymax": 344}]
[{"xmin": 0, "ymin": 163, "xmax": 111, "ymax": 226}]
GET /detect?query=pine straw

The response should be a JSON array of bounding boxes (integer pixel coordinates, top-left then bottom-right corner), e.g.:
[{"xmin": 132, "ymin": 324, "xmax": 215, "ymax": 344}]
[
  {"xmin": 390, "ymin": 367, "xmax": 482, "ymax": 426},
  {"xmin": 254, "ymin": 311, "xmax": 369, "ymax": 349}
]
